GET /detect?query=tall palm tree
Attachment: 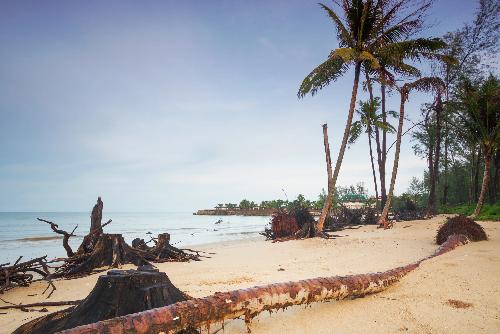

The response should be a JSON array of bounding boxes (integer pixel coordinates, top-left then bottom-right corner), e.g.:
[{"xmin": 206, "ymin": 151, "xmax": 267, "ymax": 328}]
[
  {"xmin": 365, "ymin": 0, "xmax": 435, "ymax": 209},
  {"xmin": 298, "ymin": 0, "xmax": 382, "ymax": 232},
  {"xmin": 349, "ymin": 98, "xmax": 396, "ymax": 208},
  {"xmin": 454, "ymin": 75, "xmax": 499, "ymax": 217},
  {"xmin": 378, "ymin": 77, "xmax": 445, "ymax": 228},
  {"xmin": 370, "ymin": 36, "xmax": 448, "ymax": 209},
  {"xmin": 299, "ymin": 0, "xmax": 446, "ymax": 232}
]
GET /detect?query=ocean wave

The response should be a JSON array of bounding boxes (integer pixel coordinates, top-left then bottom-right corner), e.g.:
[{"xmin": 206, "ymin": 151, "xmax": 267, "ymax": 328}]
[
  {"xmin": 14, "ymin": 236, "xmax": 64, "ymax": 241},
  {"xmin": 220, "ymin": 231, "xmax": 260, "ymax": 236}
]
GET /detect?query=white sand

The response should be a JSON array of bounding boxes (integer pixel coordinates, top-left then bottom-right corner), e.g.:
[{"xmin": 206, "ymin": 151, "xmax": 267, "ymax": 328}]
[{"xmin": 1, "ymin": 215, "xmax": 499, "ymax": 333}]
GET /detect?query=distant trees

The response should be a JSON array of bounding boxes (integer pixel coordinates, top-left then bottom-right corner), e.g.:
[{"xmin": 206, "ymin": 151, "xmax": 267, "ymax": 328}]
[
  {"xmin": 229, "ymin": 185, "xmax": 370, "ymax": 212},
  {"xmin": 452, "ymin": 76, "xmax": 499, "ymax": 216},
  {"xmin": 239, "ymin": 199, "xmax": 257, "ymax": 210}
]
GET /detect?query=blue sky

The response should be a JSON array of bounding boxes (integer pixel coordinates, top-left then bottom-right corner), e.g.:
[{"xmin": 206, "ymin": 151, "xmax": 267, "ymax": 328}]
[{"xmin": 0, "ymin": 0, "xmax": 477, "ymax": 211}]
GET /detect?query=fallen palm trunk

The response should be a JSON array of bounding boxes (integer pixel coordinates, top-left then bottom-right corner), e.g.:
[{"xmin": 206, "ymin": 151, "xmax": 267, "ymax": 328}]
[{"xmin": 58, "ymin": 234, "xmax": 469, "ymax": 334}]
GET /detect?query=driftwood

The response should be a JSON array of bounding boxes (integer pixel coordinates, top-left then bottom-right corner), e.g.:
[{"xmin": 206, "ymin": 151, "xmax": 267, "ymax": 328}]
[
  {"xmin": 75, "ymin": 219, "xmax": 112, "ymax": 254},
  {"xmin": 324, "ymin": 205, "xmax": 378, "ymax": 231},
  {"xmin": 40, "ymin": 198, "xmax": 203, "ymax": 278},
  {"xmin": 45, "ymin": 197, "xmax": 153, "ymax": 278},
  {"xmin": 0, "ymin": 299, "xmax": 81, "ymax": 312},
  {"xmin": 57, "ymin": 234, "xmax": 469, "ymax": 334},
  {"xmin": 53, "ymin": 233, "xmax": 150, "ymax": 278},
  {"xmin": 90, "ymin": 197, "xmax": 103, "ymax": 235},
  {"xmin": 37, "ymin": 218, "xmax": 78, "ymax": 257},
  {"xmin": 14, "ymin": 267, "xmax": 197, "ymax": 334},
  {"xmin": 0, "ymin": 256, "xmax": 55, "ymax": 296},
  {"xmin": 132, "ymin": 233, "xmax": 203, "ymax": 262}
]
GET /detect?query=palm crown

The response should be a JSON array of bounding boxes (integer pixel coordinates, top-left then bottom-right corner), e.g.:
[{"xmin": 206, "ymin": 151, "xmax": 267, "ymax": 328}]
[
  {"xmin": 298, "ymin": 0, "xmax": 446, "ymax": 98},
  {"xmin": 349, "ymin": 97, "xmax": 396, "ymax": 145}
]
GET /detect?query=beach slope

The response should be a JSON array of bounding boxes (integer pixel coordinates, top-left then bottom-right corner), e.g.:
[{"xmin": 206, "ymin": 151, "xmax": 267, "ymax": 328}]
[{"xmin": 1, "ymin": 215, "xmax": 498, "ymax": 333}]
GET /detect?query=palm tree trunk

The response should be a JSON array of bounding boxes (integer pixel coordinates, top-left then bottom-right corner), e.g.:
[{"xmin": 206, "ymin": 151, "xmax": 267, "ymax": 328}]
[
  {"xmin": 493, "ymin": 151, "xmax": 500, "ymax": 203},
  {"xmin": 317, "ymin": 62, "xmax": 361, "ymax": 231},
  {"xmin": 380, "ymin": 70, "xmax": 388, "ymax": 209},
  {"xmin": 318, "ymin": 124, "xmax": 333, "ymax": 230},
  {"xmin": 379, "ymin": 91, "xmax": 406, "ymax": 228},
  {"xmin": 443, "ymin": 78, "xmax": 450, "ymax": 205},
  {"xmin": 364, "ymin": 72, "xmax": 379, "ymax": 208},
  {"xmin": 443, "ymin": 125, "xmax": 449, "ymax": 205},
  {"xmin": 427, "ymin": 94, "xmax": 442, "ymax": 216},
  {"xmin": 469, "ymin": 149, "xmax": 475, "ymax": 203},
  {"xmin": 474, "ymin": 146, "xmax": 481, "ymax": 202},
  {"xmin": 473, "ymin": 151, "xmax": 492, "ymax": 217},
  {"xmin": 427, "ymin": 139, "xmax": 435, "ymax": 215},
  {"xmin": 368, "ymin": 127, "xmax": 379, "ymax": 207}
]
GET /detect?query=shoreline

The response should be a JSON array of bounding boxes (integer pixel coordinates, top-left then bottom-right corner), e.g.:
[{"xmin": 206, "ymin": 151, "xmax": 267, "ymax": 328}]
[{"xmin": 1, "ymin": 215, "xmax": 499, "ymax": 333}]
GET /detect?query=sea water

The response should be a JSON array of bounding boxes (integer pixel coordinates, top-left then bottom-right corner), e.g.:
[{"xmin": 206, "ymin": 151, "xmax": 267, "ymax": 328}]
[{"xmin": 0, "ymin": 212, "xmax": 270, "ymax": 264}]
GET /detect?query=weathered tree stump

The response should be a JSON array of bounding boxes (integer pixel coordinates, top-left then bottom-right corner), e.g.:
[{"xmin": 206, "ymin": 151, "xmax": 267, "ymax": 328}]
[
  {"xmin": 90, "ymin": 197, "xmax": 103, "ymax": 235},
  {"xmin": 14, "ymin": 267, "xmax": 196, "ymax": 334},
  {"xmin": 132, "ymin": 237, "xmax": 150, "ymax": 250},
  {"xmin": 132, "ymin": 233, "xmax": 203, "ymax": 262},
  {"xmin": 55, "ymin": 234, "xmax": 150, "ymax": 277}
]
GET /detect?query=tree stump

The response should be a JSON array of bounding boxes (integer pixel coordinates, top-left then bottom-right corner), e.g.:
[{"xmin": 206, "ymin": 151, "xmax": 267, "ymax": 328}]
[
  {"xmin": 132, "ymin": 237, "xmax": 149, "ymax": 250},
  {"xmin": 145, "ymin": 233, "xmax": 201, "ymax": 262},
  {"xmin": 90, "ymin": 197, "xmax": 103, "ymax": 235},
  {"xmin": 56, "ymin": 234, "xmax": 150, "ymax": 277},
  {"xmin": 14, "ymin": 267, "xmax": 196, "ymax": 334}
]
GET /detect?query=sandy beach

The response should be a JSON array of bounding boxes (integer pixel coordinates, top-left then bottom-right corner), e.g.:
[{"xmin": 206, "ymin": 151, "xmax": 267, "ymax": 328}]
[{"xmin": 1, "ymin": 215, "xmax": 499, "ymax": 334}]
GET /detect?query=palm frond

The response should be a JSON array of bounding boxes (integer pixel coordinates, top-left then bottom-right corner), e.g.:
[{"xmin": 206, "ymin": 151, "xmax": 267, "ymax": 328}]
[
  {"xmin": 378, "ymin": 38, "xmax": 447, "ymax": 62},
  {"xmin": 359, "ymin": 50, "xmax": 381, "ymax": 69},
  {"xmin": 369, "ymin": 19, "xmax": 420, "ymax": 47},
  {"xmin": 298, "ymin": 55, "xmax": 349, "ymax": 98},
  {"xmin": 349, "ymin": 120, "xmax": 363, "ymax": 144},
  {"xmin": 405, "ymin": 76, "xmax": 445, "ymax": 95},
  {"xmin": 319, "ymin": 3, "xmax": 354, "ymax": 47},
  {"xmin": 386, "ymin": 61, "xmax": 421, "ymax": 78},
  {"xmin": 331, "ymin": 47, "xmax": 357, "ymax": 62}
]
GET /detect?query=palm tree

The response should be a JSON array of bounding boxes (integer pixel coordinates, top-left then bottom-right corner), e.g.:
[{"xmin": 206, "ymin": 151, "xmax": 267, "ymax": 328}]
[
  {"xmin": 298, "ymin": 1, "xmax": 445, "ymax": 232},
  {"xmin": 370, "ymin": 36, "xmax": 448, "ymax": 209},
  {"xmin": 378, "ymin": 77, "xmax": 445, "ymax": 228},
  {"xmin": 454, "ymin": 75, "xmax": 499, "ymax": 217},
  {"xmin": 298, "ymin": 0, "xmax": 383, "ymax": 232},
  {"xmin": 349, "ymin": 98, "xmax": 396, "ymax": 208}
]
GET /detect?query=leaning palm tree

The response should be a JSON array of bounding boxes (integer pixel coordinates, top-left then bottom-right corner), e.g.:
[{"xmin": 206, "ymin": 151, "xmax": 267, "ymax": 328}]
[
  {"xmin": 349, "ymin": 98, "xmax": 396, "ymax": 209},
  {"xmin": 298, "ymin": 0, "xmax": 383, "ymax": 233},
  {"xmin": 378, "ymin": 77, "xmax": 445, "ymax": 229},
  {"xmin": 454, "ymin": 75, "xmax": 499, "ymax": 217}
]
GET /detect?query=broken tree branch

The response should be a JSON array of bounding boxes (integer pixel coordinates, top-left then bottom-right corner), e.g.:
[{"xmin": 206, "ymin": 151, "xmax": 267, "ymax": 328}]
[
  {"xmin": 37, "ymin": 218, "xmax": 78, "ymax": 257},
  {"xmin": 0, "ymin": 256, "xmax": 51, "ymax": 294},
  {"xmin": 0, "ymin": 300, "xmax": 81, "ymax": 311}
]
